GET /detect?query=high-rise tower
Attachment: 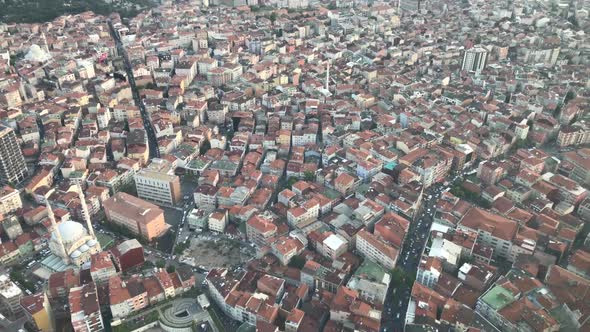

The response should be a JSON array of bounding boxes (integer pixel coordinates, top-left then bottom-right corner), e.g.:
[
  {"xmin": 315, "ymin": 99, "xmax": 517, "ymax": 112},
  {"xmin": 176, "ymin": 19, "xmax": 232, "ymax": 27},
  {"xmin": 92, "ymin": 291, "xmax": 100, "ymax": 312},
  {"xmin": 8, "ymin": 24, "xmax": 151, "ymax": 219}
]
[
  {"xmin": 462, "ymin": 46, "xmax": 488, "ymax": 73},
  {"xmin": 0, "ymin": 125, "xmax": 28, "ymax": 185}
]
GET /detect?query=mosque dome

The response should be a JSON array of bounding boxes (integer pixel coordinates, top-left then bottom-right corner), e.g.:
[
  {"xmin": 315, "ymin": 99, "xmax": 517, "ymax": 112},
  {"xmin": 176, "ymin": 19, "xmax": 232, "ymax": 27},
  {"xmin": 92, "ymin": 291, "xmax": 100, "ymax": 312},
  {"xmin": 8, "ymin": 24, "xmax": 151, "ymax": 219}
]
[
  {"xmin": 52, "ymin": 220, "xmax": 87, "ymax": 245},
  {"xmin": 70, "ymin": 250, "xmax": 82, "ymax": 259},
  {"xmin": 79, "ymin": 244, "xmax": 90, "ymax": 253},
  {"xmin": 24, "ymin": 44, "xmax": 51, "ymax": 62},
  {"xmin": 86, "ymin": 239, "xmax": 98, "ymax": 247}
]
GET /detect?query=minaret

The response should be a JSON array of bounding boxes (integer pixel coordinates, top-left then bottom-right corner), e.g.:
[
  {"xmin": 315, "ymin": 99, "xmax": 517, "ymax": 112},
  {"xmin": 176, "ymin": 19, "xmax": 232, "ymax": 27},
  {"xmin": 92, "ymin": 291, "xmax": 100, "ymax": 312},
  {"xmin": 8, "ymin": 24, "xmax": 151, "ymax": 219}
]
[
  {"xmin": 47, "ymin": 202, "xmax": 68, "ymax": 263},
  {"xmin": 41, "ymin": 32, "xmax": 49, "ymax": 54},
  {"xmin": 77, "ymin": 183, "xmax": 95, "ymax": 238},
  {"xmin": 325, "ymin": 60, "xmax": 330, "ymax": 92}
]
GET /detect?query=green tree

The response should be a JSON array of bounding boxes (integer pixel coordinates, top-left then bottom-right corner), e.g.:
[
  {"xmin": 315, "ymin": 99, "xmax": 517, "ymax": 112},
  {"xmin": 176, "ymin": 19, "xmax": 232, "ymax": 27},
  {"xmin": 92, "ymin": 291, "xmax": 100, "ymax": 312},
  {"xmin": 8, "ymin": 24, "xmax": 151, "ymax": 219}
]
[
  {"xmin": 390, "ymin": 267, "xmax": 415, "ymax": 289},
  {"xmin": 269, "ymin": 12, "xmax": 278, "ymax": 24},
  {"xmin": 287, "ymin": 176, "xmax": 298, "ymax": 188},
  {"xmin": 200, "ymin": 140, "xmax": 211, "ymax": 155},
  {"xmin": 288, "ymin": 255, "xmax": 306, "ymax": 269},
  {"xmin": 174, "ymin": 242, "xmax": 189, "ymax": 255},
  {"xmin": 156, "ymin": 259, "xmax": 166, "ymax": 268},
  {"xmin": 303, "ymin": 171, "xmax": 316, "ymax": 182},
  {"xmin": 166, "ymin": 265, "xmax": 176, "ymax": 273}
]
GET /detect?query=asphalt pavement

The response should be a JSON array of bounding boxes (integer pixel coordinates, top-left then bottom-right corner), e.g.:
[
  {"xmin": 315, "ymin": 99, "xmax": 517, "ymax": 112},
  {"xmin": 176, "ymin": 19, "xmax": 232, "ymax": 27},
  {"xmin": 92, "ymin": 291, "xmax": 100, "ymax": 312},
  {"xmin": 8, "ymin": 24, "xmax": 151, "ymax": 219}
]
[
  {"xmin": 380, "ymin": 163, "xmax": 481, "ymax": 332},
  {"xmin": 380, "ymin": 183, "xmax": 443, "ymax": 332},
  {"xmin": 108, "ymin": 20, "xmax": 159, "ymax": 159}
]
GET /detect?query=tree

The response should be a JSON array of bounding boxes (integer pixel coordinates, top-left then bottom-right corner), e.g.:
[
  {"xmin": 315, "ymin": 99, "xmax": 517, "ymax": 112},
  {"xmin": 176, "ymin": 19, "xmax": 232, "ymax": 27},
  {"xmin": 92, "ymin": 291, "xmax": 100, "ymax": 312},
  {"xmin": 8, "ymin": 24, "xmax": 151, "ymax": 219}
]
[
  {"xmin": 269, "ymin": 12, "xmax": 278, "ymax": 24},
  {"xmin": 549, "ymin": 0, "xmax": 558, "ymax": 13},
  {"xmin": 166, "ymin": 265, "xmax": 176, "ymax": 273},
  {"xmin": 564, "ymin": 90, "xmax": 576, "ymax": 104},
  {"xmin": 287, "ymin": 177, "xmax": 298, "ymax": 188},
  {"xmin": 288, "ymin": 255, "xmax": 306, "ymax": 269},
  {"xmin": 390, "ymin": 267, "xmax": 406, "ymax": 287},
  {"xmin": 303, "ymin": 171, "xmax": 316, "ymax": 182},
  {"xmin": 389, "ymin": 267, "xmax": 415, "ymax": 289},
  {"xmin": 200, "ymin": 140, "xmax": 211, "ymax": 155},
  {"xmin": 174, "ymin": 241, "xmax": 189, "ymax": 255},
  {"xmin": 156, "ymin": 259, "xmax": 166, "ymax": 268}
]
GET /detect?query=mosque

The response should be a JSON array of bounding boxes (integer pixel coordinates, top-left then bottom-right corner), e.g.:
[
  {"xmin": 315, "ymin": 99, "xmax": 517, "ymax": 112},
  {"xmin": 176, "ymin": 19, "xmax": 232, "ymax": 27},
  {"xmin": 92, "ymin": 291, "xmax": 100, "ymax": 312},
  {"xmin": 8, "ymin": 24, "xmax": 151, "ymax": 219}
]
[{"xmin": 47, "ymin": 185, "xmax": 101, "ymax": 267}]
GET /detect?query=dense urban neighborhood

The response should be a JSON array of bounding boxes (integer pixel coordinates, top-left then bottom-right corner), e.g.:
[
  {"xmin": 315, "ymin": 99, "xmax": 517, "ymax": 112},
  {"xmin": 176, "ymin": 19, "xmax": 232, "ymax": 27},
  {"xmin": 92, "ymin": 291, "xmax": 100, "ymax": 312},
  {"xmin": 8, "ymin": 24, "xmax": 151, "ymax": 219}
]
[{"xmin": 0, "ymin": 0, "xmax": 589, "ymax": 332}]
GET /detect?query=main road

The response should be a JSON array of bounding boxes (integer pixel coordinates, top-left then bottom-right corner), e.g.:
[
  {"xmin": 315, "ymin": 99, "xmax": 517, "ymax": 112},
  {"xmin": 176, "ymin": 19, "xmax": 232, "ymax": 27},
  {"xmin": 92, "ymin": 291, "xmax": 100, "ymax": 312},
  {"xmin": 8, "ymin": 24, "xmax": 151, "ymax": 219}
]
[
  {"xmin": 108, "ymin": 20, "xmax": 159, "ymax": 159},
  {"xmin": 380, "ymin": 183, "xmax": 442, "ymax": 332},
  {"xmin": 380, "ymin": 161, "xmax": 481, "ymax": 332}
]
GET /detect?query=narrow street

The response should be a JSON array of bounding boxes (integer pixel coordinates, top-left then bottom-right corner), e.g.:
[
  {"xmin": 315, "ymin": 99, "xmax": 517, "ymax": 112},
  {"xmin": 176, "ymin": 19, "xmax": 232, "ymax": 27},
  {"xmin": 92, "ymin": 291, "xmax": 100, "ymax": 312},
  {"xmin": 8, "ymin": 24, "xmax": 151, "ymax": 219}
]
[{"xmin": 107, "ymin": 20, "xmax": 159, "ymax": 159}]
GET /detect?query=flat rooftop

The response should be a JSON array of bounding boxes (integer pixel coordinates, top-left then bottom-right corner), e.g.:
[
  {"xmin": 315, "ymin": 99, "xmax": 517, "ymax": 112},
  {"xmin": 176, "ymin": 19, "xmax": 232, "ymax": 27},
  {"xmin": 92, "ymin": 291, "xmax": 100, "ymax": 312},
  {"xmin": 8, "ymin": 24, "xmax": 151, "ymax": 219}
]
[{"xmin": 480, "ymin": 284, "xmax": 516, "ymax": 311}]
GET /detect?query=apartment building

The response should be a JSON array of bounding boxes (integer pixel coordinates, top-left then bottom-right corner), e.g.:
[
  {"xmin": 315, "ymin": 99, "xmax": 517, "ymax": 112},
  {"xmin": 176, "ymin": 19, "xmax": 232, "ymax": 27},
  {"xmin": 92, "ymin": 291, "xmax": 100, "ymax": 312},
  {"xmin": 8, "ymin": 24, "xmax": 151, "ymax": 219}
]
[
  {"xmin": 0, "ymin": 274, "xmax": 23, "ymax": 319},
  {"xmin": 90, "ymin": 252, "xmax": 117, "ymax": 285},
  {"xmin": 246, "ymin": 215, "xmax": 278, "ymax": 247},
  {"xmin": 208, "ymin": 209, "xmax": 228, "ymax": 233},
  {"xmin": 0, "ymin": 185, "xmax": 22, "ymax": 215},
  {"xmin": 562, "ymin": 149, "xmax": 590, "ymax": 185},
  {"xmin": 271, "ymin": 236, "xmax": 305, "ymax": 265},
  {"xmin": 69, "ymin": 282, "xmax": 104, "ymax": 332},
  {"xmin": 109, "ymin": 275, "xmax": 148, "ymax": 319},
  {"xmin": 134, "ymin": 158, "xmax": 181, "ymax": 206},
  {"xmin": 416, "ymin": 256, "xmax": 443, "ymax": 288},
  {"xmin": 20, "ymin": 292, "xmax": 55, "ymax": 332},
  {"xmin": 0, "ymin": 125, "xmax": 28, "ymax": 185},
  {"xmin": 557, "ymin": 123, "xmax": 590, "ymax": 147},
  {"xmin": 457, "ymin": 207, "xmax": 518, "ymax": 261},
  {"xmin": 355, "ymin": 229, "xmax": 399, "ymax": 270}
]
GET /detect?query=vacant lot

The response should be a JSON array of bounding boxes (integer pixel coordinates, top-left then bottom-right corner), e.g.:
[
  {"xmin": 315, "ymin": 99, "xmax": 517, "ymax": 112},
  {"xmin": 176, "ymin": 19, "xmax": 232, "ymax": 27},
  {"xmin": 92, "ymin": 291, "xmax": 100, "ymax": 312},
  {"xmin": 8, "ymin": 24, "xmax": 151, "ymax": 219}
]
[{"xmin": 183, "ymin": 236, "xmax": 254, "ymax": 269}]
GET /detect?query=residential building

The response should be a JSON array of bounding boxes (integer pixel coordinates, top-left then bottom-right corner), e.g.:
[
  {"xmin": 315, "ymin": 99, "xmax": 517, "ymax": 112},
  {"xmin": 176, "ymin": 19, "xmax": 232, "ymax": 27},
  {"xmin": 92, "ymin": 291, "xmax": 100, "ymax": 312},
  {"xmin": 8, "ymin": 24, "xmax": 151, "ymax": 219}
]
[
  {"xmin": 458, "ymin": 207, "xmax": 518, "ymax": 261},
  {"xmin": 567, "ymin": 249, "xmax": 590, "ymax": 279},
  {"xmin": 246, "ymin": 214, "xmax": 278, "ymax": 247},
  {"xmin": 109, "ymin": 275, "xmax": 148, "ymax": 319},
  {"xmin": 0, "ymin": 185, "xmax": 22, "ymax": 215},
  {"xmin": 271, "ymin": 236, "xmax": 305, "ymax": 265},
  {"xmin": 321, "ymin": 234, "xmax": 348, "ymax": 260},
  {"xmin": 285, "ymin": 308, "xmax": 304, "ymax": 332},
  {"xmin": 346, "ymin": 260, "xmax": 391, "ymax": 305},
  {"xmin": 355, "ymin": 229, "xmax": 399, "ymax": 270},
  {"xmin": 563, "ymin": 149, "xmax": 590, "ymax": 185},
  {"xmin": 0, "ymin": 274, "xmax": 23, "ymax": 318},
  {"xmin": 90, "ymin": 252, "xmax": 117, "ymax": 284},
  {"xmin": 462, "ymin": 46, "xmax": 488, "ymax": 72},
  {"xmin": 416, "ymin": 256, "xmax": 443, "ymax": 288},
  {"xmin": 68, "ymin": 282, "xmax": 104, "ymax": 332},
  {"xmin": 20, "ymin": 292, "xmax": 55, "ymax": 332},
  {"xmin": 208, "ymin": 209, "xmax": 228, "ymax": 233}
]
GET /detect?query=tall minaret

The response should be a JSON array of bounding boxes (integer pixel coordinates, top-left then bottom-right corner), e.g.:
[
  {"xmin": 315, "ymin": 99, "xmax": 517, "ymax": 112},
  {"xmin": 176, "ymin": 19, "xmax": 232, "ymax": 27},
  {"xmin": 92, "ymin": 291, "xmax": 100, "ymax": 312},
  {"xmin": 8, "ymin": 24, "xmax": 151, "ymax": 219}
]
[
  {"xmin": 325, "ymin": 60, "xmax": 330, "ymax": 92},
  {"xmin": 41, "ymin": 32, "xmax": 49, "ymax": 54},
  {"xmin": 47, "ymin": 202, "xmax": 68, "ymax": 263},
  {"xmin": 77, "ymin": 183, "xmax": 95, "ymax": 238}
]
